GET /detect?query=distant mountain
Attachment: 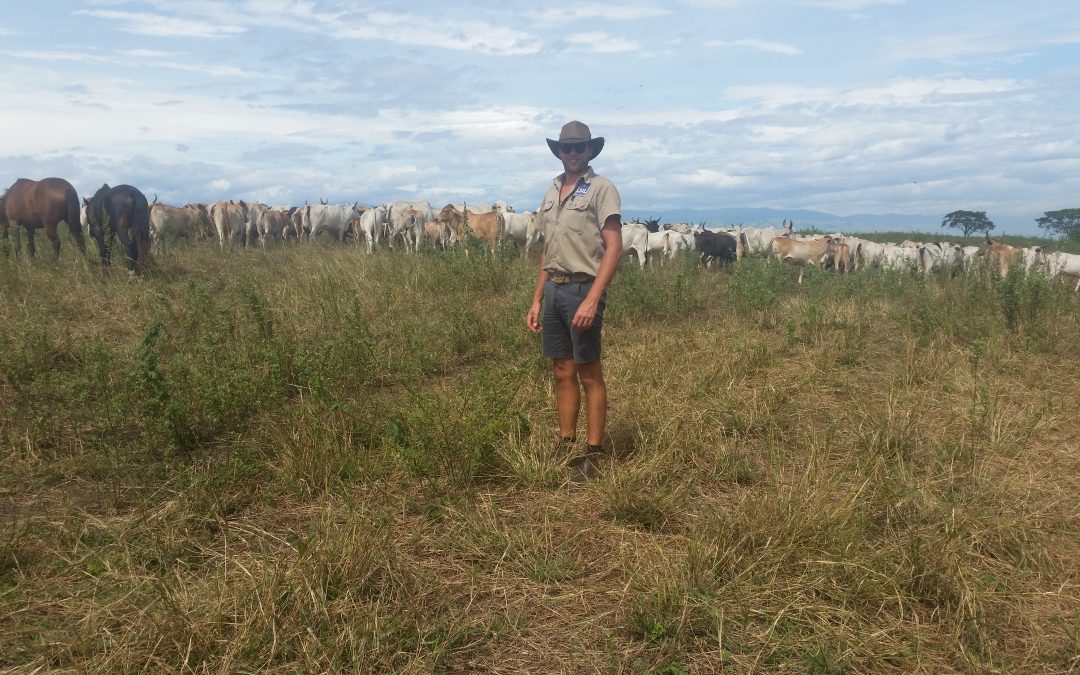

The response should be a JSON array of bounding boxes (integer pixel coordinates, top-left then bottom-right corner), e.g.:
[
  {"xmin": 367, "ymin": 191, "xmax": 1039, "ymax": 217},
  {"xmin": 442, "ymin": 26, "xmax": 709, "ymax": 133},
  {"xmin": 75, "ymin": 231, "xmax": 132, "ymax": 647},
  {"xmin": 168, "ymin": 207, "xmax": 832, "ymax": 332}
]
[{"xmin": 622, "ymin": 207, "xmax": 1041, "ymax": 235}]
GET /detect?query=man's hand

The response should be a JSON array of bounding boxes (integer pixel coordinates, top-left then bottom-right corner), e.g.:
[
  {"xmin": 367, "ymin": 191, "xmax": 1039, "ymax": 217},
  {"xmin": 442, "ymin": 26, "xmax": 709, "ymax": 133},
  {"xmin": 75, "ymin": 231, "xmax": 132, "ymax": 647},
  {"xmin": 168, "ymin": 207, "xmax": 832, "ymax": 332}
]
[
  {"xmin": 526, "ymin": 300, "xmax": 543, "ymax": 333},
  {"xmin": 571, "ymin": 295, "xmax": 599, "ymax": 331}
]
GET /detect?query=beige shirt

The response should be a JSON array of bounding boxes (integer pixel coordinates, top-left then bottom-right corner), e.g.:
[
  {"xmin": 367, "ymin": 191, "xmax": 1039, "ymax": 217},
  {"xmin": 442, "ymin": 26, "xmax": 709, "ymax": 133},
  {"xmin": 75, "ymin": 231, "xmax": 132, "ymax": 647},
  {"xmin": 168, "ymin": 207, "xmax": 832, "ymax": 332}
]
[{"xmin": 536, "ymin": 167, "xmax": 621, "ymax": 277}]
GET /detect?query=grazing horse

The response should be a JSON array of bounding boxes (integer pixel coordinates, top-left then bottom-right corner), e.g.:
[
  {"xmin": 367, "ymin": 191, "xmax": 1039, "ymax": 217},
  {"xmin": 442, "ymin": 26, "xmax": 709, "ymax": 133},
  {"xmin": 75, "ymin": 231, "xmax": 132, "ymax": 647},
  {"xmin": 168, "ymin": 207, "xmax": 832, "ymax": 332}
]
[
  {"xmin": 83, "ymin": 183, "xmax": 152, "ymax": 271},
  {"xmin": 0, "ymin": 177, "xmax": 86, "ymax": 258}
]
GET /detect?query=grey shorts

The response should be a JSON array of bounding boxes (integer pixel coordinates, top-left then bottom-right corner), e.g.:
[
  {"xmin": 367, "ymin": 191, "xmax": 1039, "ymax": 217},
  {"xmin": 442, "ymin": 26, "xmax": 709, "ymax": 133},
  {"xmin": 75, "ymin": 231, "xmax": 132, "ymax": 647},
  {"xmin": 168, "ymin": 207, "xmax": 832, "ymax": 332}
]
[{"xmin": 542, "ymin": 280, "xmax": 606, "ymax": 364}]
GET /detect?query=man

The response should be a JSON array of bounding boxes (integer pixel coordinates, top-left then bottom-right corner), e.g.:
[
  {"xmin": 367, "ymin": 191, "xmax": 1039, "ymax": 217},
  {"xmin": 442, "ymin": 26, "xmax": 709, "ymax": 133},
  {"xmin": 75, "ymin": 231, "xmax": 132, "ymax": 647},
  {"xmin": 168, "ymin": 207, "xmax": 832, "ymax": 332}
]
[{"xmin": 525, "ymin": 121, "xmax": 622, "ymax": 483}]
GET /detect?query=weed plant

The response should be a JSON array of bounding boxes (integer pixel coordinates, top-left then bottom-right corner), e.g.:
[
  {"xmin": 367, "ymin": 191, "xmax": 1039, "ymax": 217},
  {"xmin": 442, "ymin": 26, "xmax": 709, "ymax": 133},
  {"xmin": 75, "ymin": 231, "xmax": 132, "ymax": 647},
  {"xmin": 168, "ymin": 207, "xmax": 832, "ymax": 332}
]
[{"xmin": 1, "ymin": 235, "xmax": 1078, "ymax": 672}]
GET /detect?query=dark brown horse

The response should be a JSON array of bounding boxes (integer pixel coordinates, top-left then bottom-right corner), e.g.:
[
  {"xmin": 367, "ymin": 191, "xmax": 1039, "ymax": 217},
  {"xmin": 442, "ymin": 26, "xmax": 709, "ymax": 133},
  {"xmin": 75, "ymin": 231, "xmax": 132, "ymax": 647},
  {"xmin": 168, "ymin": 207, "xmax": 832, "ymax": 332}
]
[
  {"xmin": 83, "ymin": 183, "xmax": 151, "ymax": 271},
  {"xmin": 0, "ymin": 177, "xmax": 86, "ymax": 258}
]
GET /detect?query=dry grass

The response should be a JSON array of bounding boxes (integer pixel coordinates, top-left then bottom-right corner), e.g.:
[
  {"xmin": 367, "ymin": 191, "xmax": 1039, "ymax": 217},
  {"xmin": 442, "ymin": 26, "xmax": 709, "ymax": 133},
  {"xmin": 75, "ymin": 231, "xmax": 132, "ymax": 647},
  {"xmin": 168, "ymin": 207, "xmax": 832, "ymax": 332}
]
[{"xmin": 1, "ymin": 238, "xmax": 1078, "ymax": 673}]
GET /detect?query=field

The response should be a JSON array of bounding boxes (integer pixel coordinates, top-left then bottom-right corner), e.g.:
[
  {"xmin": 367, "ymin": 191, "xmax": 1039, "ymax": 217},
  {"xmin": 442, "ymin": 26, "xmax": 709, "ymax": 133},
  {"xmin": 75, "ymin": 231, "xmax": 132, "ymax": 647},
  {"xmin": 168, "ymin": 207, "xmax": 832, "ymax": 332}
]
[{"xmin": 1, "ymin": 234, "xmax": 1079, "ymax": 673}]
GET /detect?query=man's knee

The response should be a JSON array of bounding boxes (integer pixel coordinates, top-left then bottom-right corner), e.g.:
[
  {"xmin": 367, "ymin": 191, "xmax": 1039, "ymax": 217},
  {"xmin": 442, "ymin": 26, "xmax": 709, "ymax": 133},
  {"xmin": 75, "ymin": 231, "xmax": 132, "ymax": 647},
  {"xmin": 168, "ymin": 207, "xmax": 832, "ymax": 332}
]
[
  {"xmin": 576, "ymin": 361, "xmax": 605, "ymax": 389},
  {"xmin": 553, "ymin": 358, "xmax": 578, "ymax": 384}
]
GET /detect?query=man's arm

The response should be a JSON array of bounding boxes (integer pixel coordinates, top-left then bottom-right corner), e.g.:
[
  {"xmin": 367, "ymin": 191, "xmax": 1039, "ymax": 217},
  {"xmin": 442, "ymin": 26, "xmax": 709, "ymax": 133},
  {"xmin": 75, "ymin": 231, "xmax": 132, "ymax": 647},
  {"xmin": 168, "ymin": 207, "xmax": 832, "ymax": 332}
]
[
  {"xmin": 570, "ymin": 214, "xmax": 622, "ymax": 331},
  {"xmin": 525, "ymin": 252, "xmax": 548, "ymax": 333}
]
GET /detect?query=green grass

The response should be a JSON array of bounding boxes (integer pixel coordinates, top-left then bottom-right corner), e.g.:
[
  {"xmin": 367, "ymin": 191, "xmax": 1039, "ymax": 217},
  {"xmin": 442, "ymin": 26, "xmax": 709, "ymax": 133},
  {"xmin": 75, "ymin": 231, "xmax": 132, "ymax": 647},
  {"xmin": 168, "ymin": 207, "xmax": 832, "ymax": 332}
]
[{"xmin": 1, "ymin": 234, "xmax": 1078, "ymax": 672}]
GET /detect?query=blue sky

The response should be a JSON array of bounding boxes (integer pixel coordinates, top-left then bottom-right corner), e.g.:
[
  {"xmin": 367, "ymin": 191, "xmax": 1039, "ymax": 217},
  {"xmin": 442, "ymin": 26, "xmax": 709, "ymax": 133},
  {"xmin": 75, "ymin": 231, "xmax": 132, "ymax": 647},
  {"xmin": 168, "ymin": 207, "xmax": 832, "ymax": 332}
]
[{"xmin": 2, "ymin": 1, "xmax": 1078, "ymax": 233}]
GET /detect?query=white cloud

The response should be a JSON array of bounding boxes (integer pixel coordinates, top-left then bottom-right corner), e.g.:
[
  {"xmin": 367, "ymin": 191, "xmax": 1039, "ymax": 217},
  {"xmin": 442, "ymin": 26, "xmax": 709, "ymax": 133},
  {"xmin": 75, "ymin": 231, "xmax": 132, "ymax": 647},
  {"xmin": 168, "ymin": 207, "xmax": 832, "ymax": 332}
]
[
  {"xmin": 174, "ymin": 2, "xmax": 548, "ymax": 55},
  {"xmin": 795, "ymin": 0, "xmax": 905, "ymax": 8},
  {"xmin": 2, "ymin": 49, "xmax": 123, "ymax": 65},
  {"xmin": 2, "ymin": 48, "xmax": 261, "ymax": 79},
  {"xmin": 673, "ymin": 169, "xmax": 751, "ymax": 188},
  {"xmin": 211, "ymin": 178, "xmax": 231, "ymax": 191},
  {"xmin": 564, "ymin": 31, "xmax": 640, "ymax": 53},
  {"xmin": 120, "ymin": 49, "xmax": 174, "ymax": 58},
  {"xmin": 678, "ymin": 0, "xmax": 904, "ymax": 9},
  {"xmin": 724, "ymin": 84, "xmax": 835, "ymax": 106},
  {"xmin": 705, "ymin": 38, "xmax": 802, "ymax": 55},
  {"xmin": 76, "ymin": 10, "xmax": 246, "ymax": 38},
  {"xmin": 530, "ymin": 3, "xmax": 670, "ymax": 22},
  {"xmin": 726, "ymin": 77, "xmax": 1022, "ymax": 108},
  {"xmin": 885, "ymin": 29, "xmax": 1080, "ymax": 62}
]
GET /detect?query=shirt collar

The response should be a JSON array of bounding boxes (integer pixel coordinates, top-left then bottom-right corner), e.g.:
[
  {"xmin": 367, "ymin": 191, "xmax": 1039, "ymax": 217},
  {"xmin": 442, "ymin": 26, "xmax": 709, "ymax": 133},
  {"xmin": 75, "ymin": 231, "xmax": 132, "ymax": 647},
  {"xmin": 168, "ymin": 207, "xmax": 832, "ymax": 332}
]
[{"xmin": 552, "ymin": 166, "xmax": 596, "ymax": 189}]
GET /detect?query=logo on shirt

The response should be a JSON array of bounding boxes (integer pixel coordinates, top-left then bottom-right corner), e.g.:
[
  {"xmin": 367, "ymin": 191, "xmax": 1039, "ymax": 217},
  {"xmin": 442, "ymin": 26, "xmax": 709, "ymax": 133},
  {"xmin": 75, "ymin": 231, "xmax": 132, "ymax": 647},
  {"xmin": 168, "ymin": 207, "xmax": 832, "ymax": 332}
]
[{"xmin": 574, "ymin": 182, "xmax": 591, "ymax": 197}]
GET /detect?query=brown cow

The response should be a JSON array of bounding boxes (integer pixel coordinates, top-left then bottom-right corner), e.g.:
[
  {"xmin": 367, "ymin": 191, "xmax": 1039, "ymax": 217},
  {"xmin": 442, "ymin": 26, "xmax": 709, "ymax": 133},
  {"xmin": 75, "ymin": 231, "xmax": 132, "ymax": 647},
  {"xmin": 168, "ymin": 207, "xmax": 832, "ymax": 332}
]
[
  {"xmin": 771, "ymin": 235, "xmax": 837, "ymax": 283},
  {"xmin": 423, "ymin": 220, "xmax": 451, "ymax": 250},
  {"xmin": 831, "ymin": 241, "xmax": 853, "ymax": 274},
  {"xmin": 980, "ymin": 237, "xmax": 1021, "ymax": 277},
  {"xmin": 437, "ymin": 204, "xmax": 504, "ymax": 255},
  {"xmin": 149, "ymin": 201, "xmax": 212, "ymax": 241},
  {"xmin": 256, "ymin": 207, "xmax": 292, "ymax": 246}
]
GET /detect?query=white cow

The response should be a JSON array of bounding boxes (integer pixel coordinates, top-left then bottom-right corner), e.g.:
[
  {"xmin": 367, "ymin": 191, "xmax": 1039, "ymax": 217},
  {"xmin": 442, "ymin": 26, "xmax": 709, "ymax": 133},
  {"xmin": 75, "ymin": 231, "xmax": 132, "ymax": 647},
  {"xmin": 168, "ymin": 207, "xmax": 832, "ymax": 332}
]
[
  {"xmin": 306, "ymin": 203, "xmax": 363, "ymax": 243},
  {"xmin": 852, "ymin": 240, "xmax": 887, "ymax": 271},
  {"xmin": 663, "ymin": 230, "xmax": 696, "ymax": 259},
  {"xmin": 386, "ymin": 200, "xmax": 435, "ymax": 253},
  {"xmin": 209, "ymin": 200, "xmax": 249, "ymax": 250},
  {"xmin": 287, "ymin": 206, "xmax": 306, "ymax": 240},
  {"xmin": 1043, "ymin": 251, "xmax": 1080, "ymax": 291},
  {"xmin": 644, "ymin": 230, "xmax": 669, "ymax": 265},
  {"xmin": 960, "ymin": 245, "xmax": 982, "ymax": 271},
  {"xmin": 1021, "ymin": 246, "xmax": 1047, "ymax": 275},
  {"xmin": 245, "ymin": 202, "xmax": 270, "ymax": 245},
  {"xmin": 742, "ymin": 226, "xmax": 787, "ymax": 255},
  {"xmin": 621, "ymin": 221, "xmax": 650, "ymax": 269},
  {"xmin": 917, "ymin": 241, "xmax": 963, "ymax": 276},
  {"xmin": 881, "ymin": 244, "xmax": 920, "ymax": 271},
  {"xmin": 524, "ymin": 212, "xmax": 544, "ymax": 256},
  {"xmin": 353, "ymin": 204, "xmax": 387, "ymax": 254},
  {"xmin": 500, "ymin": 210, "xmax": 535, "ymax": 256},
  {"xmin": 668, "ymin": 222, "xmax": 704, "ymax": 234}
]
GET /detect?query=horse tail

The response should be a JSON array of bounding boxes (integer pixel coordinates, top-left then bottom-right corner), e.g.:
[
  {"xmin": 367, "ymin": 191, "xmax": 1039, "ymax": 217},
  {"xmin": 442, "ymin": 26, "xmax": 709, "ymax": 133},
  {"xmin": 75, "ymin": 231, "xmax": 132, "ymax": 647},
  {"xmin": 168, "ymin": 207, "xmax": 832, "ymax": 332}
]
[
  {"xmin": 132, "ymin": 189, "xmax": 152, "ymax": 270},
  {"xmin": 63, "ymin": 184, "xmax": 86, "ymax": 250}
]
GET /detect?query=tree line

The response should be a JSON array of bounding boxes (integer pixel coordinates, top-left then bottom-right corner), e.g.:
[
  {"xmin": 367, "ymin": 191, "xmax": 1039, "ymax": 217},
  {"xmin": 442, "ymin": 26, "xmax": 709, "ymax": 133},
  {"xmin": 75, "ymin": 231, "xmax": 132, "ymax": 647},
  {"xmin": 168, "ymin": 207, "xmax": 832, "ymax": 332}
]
[{"xmin": 941, "ymin": 208, "xmax": 1080, "ymax": 240}]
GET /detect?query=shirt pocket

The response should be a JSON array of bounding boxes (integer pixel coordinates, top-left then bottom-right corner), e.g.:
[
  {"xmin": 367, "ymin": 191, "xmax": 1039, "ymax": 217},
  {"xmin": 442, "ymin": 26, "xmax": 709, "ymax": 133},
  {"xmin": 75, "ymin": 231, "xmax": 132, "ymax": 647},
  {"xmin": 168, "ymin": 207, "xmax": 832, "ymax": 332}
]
[{"xmin": 563, "ymin": 198, "xmax": 591, "ymax": 233}]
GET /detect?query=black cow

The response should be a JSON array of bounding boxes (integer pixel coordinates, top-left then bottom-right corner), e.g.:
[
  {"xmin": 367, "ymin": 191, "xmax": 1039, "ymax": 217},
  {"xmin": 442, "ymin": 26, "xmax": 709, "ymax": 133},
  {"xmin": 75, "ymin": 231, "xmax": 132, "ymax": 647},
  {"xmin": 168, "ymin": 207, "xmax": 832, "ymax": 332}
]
[{"xmin": 695, "ymin": 230, "xmax": 739, "ymax": 267}]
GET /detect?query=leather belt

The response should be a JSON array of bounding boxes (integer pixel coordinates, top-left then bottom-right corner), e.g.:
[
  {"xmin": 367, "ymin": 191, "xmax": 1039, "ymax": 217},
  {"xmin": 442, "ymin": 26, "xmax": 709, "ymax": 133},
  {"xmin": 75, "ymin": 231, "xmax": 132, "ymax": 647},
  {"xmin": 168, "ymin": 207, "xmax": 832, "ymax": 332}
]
[{"xmin": 549, "ymin": 272, "xmax": 595, "ymax": 284}]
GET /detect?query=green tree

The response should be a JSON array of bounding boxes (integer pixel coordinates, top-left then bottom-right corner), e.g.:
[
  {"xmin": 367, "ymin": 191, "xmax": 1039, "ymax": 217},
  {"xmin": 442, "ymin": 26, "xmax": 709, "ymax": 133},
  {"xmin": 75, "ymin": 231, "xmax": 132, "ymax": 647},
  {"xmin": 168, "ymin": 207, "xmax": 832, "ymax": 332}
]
[
  {"xmin": 1034, "ymin": 208, "xmax": 1080, "ymax": 241},
  {"xmin": 941, "ymin": 210, "xmax": 995, "ymax": 237}
]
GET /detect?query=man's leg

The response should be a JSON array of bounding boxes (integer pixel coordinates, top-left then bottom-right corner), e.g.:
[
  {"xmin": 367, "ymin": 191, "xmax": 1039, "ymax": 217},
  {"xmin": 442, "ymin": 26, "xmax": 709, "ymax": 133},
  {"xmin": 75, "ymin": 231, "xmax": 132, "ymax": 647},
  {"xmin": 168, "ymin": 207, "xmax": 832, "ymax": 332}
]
[
  {"xmin": 552, "ymin": 358, "xmax": 580, "ymax": 440},
  {"xmin": 576, "ymin": 360, "xmax": 607, "ymax": 447}
]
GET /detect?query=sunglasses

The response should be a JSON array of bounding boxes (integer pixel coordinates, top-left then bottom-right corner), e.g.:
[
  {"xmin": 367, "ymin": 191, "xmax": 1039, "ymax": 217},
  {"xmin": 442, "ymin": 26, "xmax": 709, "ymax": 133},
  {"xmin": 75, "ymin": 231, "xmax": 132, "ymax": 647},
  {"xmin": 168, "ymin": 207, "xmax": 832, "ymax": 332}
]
[{"xmin": 560, "ymin": 142, "xmax": 588, "ymax": 155}]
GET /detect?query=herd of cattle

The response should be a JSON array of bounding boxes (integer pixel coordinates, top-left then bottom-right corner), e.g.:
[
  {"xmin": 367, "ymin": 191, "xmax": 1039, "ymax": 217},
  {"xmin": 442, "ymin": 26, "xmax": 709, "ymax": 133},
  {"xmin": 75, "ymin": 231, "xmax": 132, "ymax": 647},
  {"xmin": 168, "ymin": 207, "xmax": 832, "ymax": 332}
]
[
  {"xmin": 620, "ymin": 218, "xmax": 1080, "ymax": 290},
  {"xmin": 3, "ymin": 177, "xmax": 1079, "ymax": 290},
  {"xmin": 151, "ymin": 198, "xmax": 534, "ymax": 257},
  {"xmin": 144, "ymin": 199, "xmax": 1080, "ymax": 290}
]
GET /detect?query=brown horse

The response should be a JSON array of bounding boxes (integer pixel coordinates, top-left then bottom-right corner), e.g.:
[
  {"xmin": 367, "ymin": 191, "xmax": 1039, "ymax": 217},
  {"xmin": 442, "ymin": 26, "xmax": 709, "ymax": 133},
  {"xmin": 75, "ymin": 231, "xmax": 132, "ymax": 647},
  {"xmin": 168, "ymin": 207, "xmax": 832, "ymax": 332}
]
[
  {"xmin": 83, "ymin": 183, "xmax": 151, "ymax": 271},
  {"xmin": 0, "ymin": 177, "xmax": 86, "ymax": 258}
]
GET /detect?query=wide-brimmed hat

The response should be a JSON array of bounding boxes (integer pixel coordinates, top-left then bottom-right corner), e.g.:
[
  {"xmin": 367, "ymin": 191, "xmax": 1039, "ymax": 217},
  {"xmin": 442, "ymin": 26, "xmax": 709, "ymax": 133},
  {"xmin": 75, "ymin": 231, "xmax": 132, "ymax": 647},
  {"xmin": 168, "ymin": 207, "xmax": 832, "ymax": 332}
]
[{"xmin": 546, "ymin": 120, "xmax": 604, "ymax": 159}]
